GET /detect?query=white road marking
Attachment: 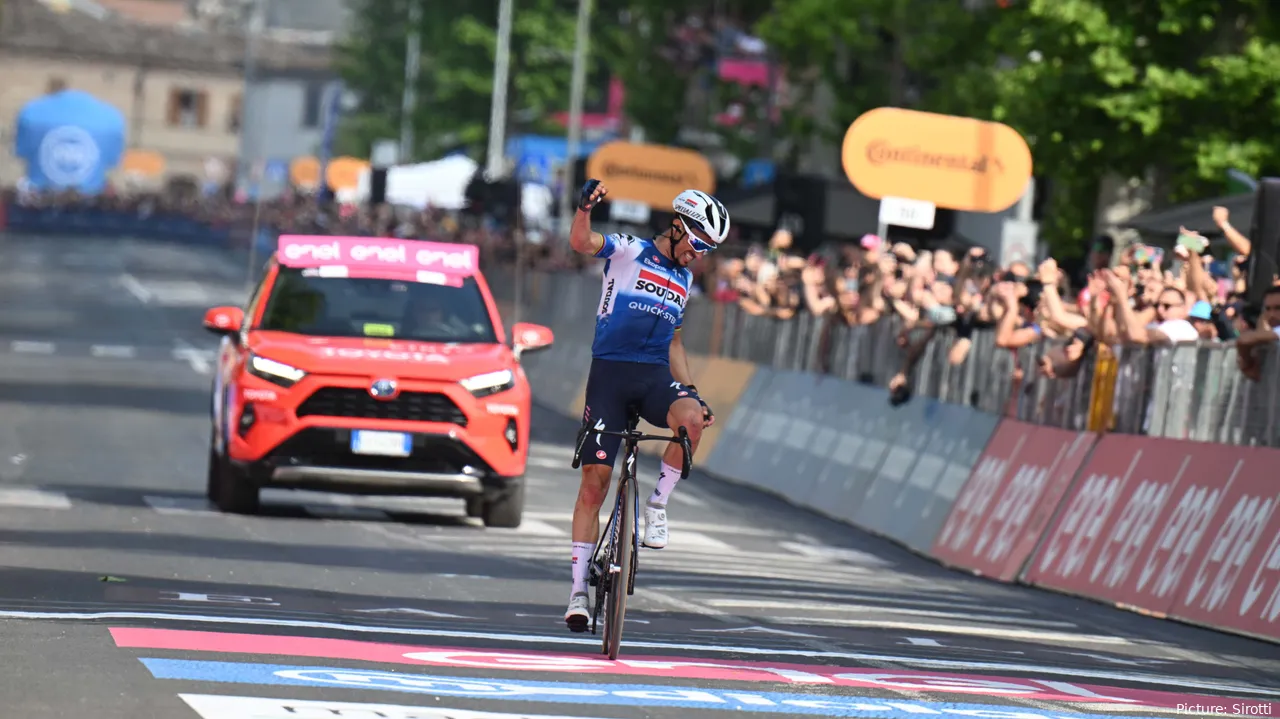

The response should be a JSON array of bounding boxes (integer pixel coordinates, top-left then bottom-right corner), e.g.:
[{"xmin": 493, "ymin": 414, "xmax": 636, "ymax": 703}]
[
  {"xmin": 691, "ymin": 625, "xmax": 823, "ymax": 638},
  {"xmin": 489, "ymin": 518, "xmax": 566, "ymax": 537},
  {"xmin": 143, "ymin": 496, "xmax": 215, "ymax": 515},
  {"xmin": 701, "ymin": 598, "xmax": 1077, "ymax": 627},
  {"xmin": 669, "ymin": 587, "xmax": 1037, "ymax": 614},
  {"xmin": 1, "ymin": 610, "xmax": 1270, "ymax": 696},
  {"xmin": 119, "ymin": 273, "xmax": 154, "ymax": 303},
  {"xmin": 522, "ymin": 510, "xmax": 786, "ymax": 538},
  {"xmin": 91, "ymin": 344, "xmax": 136, "ymax": 358},
  {"xmin": 903, "ymin": 637, "xmax": 943, "ymax": 647},
  {"xmin": 180, "ymin": 694, "xmax": 598, "ymax": 719},
  {"xmin": 0, "ymin": 488, "xmax": 71, "ymax": 509},
  {"xmin": 767, "ymin": 615, "xmax": 1127, "ymax": 643},
  {"xmin": 668, "ymin": 530, "xmax": 733, "ymax": 550},
  {"xmin": 10, "ymin": 341, "xmax": 55, "ymax": 354},
  {"xmin": 528, "ymin": 442, "xmax": 577, "ymax": 459},
  {"xmin": 351, "ymin": 608, "xmax": 475, "ymax": 619},
  {"xmin": 779, "ymin": 540, "xmax": 890, "ymax": 566},
  {"xmin": 669, "ymin": 490, "xmax": 708, "ymax": 508},
  {"xmin": 141, "ymin": 280, "xmax": 212, "ymax": 306},
  {"xmin": 526, "ymin": 456, "xmax": 568, "ymax": 470},
  {"xmin": 173, "ymin": 342, "xmax": 213, "ymax": 375}
]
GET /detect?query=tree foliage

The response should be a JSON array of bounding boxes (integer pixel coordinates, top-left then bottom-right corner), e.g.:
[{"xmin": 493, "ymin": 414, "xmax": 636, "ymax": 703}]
[
  {"xmin": 985, "ymin": 0, "xmax": 1280, "ymax": 250},
  {"xmin": 758, "ymin": 0, "xmax": 1280, "ymax": 253},
  {"xmin": 337, "ymin": 0, "xmax": 1280, "ymax": 253},
  {"xmin": 336, "ymin": 0, "xmax": 610, "ymax": 162}
]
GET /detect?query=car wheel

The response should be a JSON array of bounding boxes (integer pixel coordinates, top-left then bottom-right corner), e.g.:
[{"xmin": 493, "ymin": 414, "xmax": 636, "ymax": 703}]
[
  {"xmin": 464, "ymin": 496, "xmax": 484, "ymax": 519},
  {"xmin": 208, "ymin": 435, "xmax": 260, "ymax": 515},
  {"xmin": 482, "ymin": 477, "xmax": 524, "ymax": 528}
]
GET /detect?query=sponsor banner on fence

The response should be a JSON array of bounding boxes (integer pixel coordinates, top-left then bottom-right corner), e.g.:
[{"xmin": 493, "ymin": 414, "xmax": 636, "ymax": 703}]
[
  {"xmin": 802, "ymin": 381, "xmax": 898, "ymax": 523},
  {"xmin": 897, "ymin": 402, "xmax": 1000, "ymax": 554},
  {"xmin": 931, "ymin": 419, "xmax": 1096, "ymax": 581},
  {"xmin": 706, "ymin": 370, "xmax": 999, "ymax": 556},
  {"xmin": 1021, "ymin": 434, "xmax": 1280, "ymax": 642}
]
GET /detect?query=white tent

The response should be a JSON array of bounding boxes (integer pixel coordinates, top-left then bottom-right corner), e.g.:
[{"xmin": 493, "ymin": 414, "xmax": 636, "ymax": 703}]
[{"xmin": 353, "ymin": 155, "xmax": 479, "ymax": 210}]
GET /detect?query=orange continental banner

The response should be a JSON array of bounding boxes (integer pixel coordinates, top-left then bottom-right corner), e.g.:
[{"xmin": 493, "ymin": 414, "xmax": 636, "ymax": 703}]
[
  {"xmin": 290, "ymin": 156, "xmax": 320, "ymax": 189},
  {"xmin": 585, "ymin": 141, "xmax": 715, "ymax": 210},
  {"xmin": 325, "ymin": 156, "xmax": 369, "ymax": 191},
  {"xmin": 119, "ymin": 148, "xmax": 165, "ymax": 177},
  {"xmin": 841, "ymin": 107, "xmax": 1033, "ymax": 214}
]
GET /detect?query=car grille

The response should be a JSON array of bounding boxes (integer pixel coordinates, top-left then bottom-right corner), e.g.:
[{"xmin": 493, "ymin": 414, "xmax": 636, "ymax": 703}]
[
  {"xmin": 295, "ymin": 387, "xmax": 467, "ymax": 426},
  {"xmin": 266, "ymin": 428, "xmax": 492, "ymax": 475}
]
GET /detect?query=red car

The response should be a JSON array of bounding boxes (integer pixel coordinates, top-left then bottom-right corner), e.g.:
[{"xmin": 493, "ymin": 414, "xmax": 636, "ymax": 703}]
[{"xmin": 200, "ymin": 235, "xmax": 554, "ymax": 527}]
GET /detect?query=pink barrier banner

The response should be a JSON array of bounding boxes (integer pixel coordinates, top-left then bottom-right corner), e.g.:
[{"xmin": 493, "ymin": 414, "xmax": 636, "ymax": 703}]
[
  {"xmin": 1022, "ymin": 434, "xmax": 1280, "ymax": 642},
  {"xmin": 276, "ymin": 235, "xmax": 478, "ymax": 285},
  {"xmin": 718, "ymin": 58, "xmax": 771, "ymax": 86},
  {"xmin": 111, "ymin": 626, "xmax": 1254, "ymax": 707},
  {"xmin": 931, "ymin": 419, "xmax": 1096, "ymax": 581}
]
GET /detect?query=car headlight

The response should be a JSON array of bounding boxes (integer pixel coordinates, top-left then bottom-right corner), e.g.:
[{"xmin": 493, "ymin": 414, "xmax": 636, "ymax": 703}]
[
  {"xmin": 247, "ymin": 353, "xmax": 307, "ymax": 388},
  {"xmin": 460, "ymin": 369, "xmax": 514, "ymax": 398}
]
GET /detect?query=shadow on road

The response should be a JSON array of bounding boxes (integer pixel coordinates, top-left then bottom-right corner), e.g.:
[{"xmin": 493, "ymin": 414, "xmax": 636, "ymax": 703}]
[{"xmin": 0, "ymin": 381, "xmax": 206, "ymax": 415}]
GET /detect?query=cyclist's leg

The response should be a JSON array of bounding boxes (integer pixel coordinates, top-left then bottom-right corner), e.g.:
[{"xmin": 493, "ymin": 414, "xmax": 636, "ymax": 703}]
[
  {"xmin": 566, "ymin": 359, "xmax": 628, "ymax": 630},
  {"xmin": 636, "ymin": 370, "xmax": 705, "ymax": 549}
]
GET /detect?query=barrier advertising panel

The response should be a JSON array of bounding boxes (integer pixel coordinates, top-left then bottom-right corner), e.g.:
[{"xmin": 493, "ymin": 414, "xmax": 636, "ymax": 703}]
[
  {"xmin": 1022, "ymin": 434, "xmax": 1280, "ymax": 642},
  {"xmin": 930, "ymin": 419, "xmax": 1096, "ymax": 581},
  {"xmin": 898, "ymin": 403, "xmax": 1000, "ymax": 554}
]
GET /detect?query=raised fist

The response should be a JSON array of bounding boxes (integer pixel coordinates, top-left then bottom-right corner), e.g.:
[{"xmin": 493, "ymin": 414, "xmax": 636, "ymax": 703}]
[{"xmin": 579, "ymin": 179, "xmax": 608, "ymax": 212}]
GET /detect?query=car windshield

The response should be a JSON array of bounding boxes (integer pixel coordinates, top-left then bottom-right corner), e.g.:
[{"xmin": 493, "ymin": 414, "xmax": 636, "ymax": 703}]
[{"xmin": 258, "ymin": 268, "xmax": 498, "ymax": 344}]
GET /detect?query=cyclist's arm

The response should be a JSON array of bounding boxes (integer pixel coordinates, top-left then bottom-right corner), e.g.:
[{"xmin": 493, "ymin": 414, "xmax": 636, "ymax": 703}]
[
  {"xmin": 569, "ymin": 204, "xmax": 605, "ymax": 256},
  {"xmin": 669, "ymin": 329, "xmax": 695, "ymax": 387}
]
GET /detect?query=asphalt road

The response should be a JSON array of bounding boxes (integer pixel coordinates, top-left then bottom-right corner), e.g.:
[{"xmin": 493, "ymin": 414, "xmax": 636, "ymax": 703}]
[{"xmin": 0, "ymin": 232, "xmax": 1277, "ymax": 719}]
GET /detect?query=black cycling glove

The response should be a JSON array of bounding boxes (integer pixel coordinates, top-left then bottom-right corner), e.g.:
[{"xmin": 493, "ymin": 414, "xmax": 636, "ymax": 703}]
[
  {"xmin": 687, "ymin": 384, "xmax": 714, "ymax": 425},
  {"xmin": 578, "ymin": 179, "xmax": 602, "ymax": 212}
]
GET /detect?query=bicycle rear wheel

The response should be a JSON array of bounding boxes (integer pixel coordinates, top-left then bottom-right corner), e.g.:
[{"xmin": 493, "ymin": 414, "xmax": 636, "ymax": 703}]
[{"xmin": 602, "ymin": 471, "xmax": 634, "ymax": 660}]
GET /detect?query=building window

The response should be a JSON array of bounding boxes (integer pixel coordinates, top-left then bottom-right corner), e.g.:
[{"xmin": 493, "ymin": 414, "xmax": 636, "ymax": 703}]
[
  {"xmin": 167, "ymin": 88, "xmax": 209, "ymax": 129},
  {"xmin": 228, "ymin": 94, "xmax": 242, "ymax": 132},
  {"xmin": 302, "ymin": 83, "xmax": 323, "ymax": 129},
  {"xmin": 48, "ymin": 77, "xmax": 67, "ymax": 93}
]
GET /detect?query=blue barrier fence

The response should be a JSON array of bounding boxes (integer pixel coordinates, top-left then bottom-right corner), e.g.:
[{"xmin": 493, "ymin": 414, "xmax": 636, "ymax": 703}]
[{"xmin": 2, "ymin": 203, "xmax": 243, "ymax": 246}]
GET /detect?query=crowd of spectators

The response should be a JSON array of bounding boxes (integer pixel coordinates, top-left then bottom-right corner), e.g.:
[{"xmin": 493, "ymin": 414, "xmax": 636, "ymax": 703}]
[
  {"xmin": 6, "ymin": 185, "xmax": 1276, "ymax": 394},
  {"xmin": 700, "ymin": 217, "xmax": 1279, "ymax": 391}
]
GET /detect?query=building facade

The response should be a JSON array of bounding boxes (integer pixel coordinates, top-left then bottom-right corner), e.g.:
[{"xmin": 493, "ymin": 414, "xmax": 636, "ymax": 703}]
[{"xmin": 0, "ymin": 0, "xmax": 333, "ymax": 189}]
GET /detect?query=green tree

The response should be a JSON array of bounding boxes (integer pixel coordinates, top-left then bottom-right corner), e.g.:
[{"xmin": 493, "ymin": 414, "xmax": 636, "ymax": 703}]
[
  {"xmin": 757, "ymin": 0, "xmax": 1280, "ymax": 255},
  {"xmin": 983, "ymin": 0, "xmax": 1280, "ymax": 253},
  {"xmin": 754, "ymin": 0, "xmax": 999, "ymax": 165},
  {"xmin": 337, "ymin": 0, "xmax": 609, "ymax": 161}
]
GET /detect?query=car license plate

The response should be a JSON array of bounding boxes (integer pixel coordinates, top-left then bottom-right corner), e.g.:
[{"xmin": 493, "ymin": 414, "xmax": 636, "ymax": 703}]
[{"xmin": 351, "ymin": 430, "xmax": 412, "ymax": 457}]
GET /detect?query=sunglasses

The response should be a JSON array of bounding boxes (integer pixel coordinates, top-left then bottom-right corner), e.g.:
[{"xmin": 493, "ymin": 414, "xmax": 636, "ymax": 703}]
[{"xmin": 678, "ymin": 218, "xmax": 717, "ymax": 255}]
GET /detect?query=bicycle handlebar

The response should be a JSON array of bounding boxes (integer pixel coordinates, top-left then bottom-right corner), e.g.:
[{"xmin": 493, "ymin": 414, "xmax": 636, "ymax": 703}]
[{"xmin": 570, "ymin": 423, "xmax": 693, "ymax": 479}]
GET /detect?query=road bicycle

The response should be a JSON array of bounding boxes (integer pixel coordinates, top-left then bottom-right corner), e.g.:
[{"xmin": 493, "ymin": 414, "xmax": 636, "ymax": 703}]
[{"xmin": 571, "ymin": 406, "xmax": 692, "ymax": 660}]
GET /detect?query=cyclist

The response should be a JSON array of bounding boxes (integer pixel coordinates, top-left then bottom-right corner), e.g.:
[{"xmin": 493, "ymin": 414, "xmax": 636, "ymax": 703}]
[{"xmin": 563, "ymin": 178, "xmax": 727, "ymax": 632}]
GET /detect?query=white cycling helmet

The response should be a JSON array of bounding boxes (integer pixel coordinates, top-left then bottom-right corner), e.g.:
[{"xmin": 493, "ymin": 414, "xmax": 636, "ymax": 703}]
[{"xmin": 673, "ymin": 189, "xmax": 730, "ymax": 250}]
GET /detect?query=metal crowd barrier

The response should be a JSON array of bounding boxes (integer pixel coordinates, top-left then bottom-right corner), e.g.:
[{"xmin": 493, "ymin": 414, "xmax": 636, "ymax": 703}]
[{"xmin": 508, "ymin": 269, "xmax": 1280, "ymax": 448}]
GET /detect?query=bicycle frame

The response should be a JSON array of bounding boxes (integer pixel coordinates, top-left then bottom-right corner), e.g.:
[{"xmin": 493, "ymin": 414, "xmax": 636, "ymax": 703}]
[{"xmin": 571, "ymin": 408, "xmax": 691, "ymax": 659}]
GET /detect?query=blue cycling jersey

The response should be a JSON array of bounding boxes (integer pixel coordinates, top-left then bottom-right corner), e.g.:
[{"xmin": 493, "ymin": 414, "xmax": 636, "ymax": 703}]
[{"xmin": 590, "ymin": 233, "xmax": 693, "ymax": 365}]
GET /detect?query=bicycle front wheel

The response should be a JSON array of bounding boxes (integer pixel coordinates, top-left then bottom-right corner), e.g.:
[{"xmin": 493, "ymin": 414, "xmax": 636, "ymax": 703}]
[{"xmin": 603, "ymin": 474, "xmax": 634, "ymax": 660}]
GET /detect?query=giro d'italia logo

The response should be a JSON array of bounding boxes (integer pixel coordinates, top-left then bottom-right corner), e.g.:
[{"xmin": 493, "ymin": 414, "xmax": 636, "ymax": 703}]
[{"xmin": 37, "ymin": 125, "xmax": 100, "ymax": 186}]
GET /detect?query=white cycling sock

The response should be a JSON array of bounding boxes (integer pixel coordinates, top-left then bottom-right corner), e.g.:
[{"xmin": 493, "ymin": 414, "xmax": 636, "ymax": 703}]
[
  {"xmin": 648, "ymin": 462, "xmax": 681, "ymax": 508},
  {"xmin": 570, "ymin": 541, "xmax": 594, "ymax": 596}
]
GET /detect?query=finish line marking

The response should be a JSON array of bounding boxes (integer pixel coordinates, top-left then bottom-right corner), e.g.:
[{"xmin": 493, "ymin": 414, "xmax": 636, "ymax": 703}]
[{"xmin": 0, "ymin": 609, "xmax": 1274, "ymax": 696}]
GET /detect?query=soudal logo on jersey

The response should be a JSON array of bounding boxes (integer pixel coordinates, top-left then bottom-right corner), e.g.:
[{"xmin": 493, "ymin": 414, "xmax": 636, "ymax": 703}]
[{"xmin": 634, "ymin": 269, "xmax": 687, "ymax": 308}]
